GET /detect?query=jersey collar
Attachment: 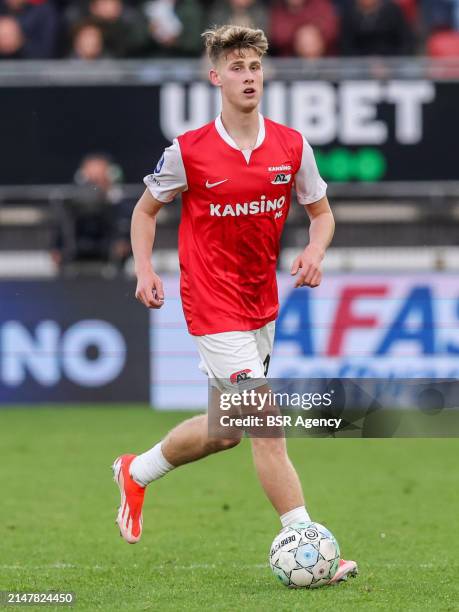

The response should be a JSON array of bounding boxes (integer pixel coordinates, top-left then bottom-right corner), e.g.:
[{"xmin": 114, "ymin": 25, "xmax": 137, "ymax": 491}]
[{"xmin": 214, "ymin": 112, "xmax": 265, "ymax": 152}]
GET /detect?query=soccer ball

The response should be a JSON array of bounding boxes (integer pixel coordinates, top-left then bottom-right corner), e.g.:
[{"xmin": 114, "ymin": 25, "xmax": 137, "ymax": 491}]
[{"xmin": 269, "ymin": 522, "xmax": 340, "ymax": 588}]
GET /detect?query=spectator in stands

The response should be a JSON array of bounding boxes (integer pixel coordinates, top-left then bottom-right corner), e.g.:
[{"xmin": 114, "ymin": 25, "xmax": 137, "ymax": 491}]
[
  {"xmin": 69, "ymin": 19, "xmax": 109, "ymax": 59},
  {"xmin": 51, "ymin": 154, "xmax": 134, "ymax": 274},
  {"xmin": 293, "ymin": 23, "xmax": 327, "ymax": 59},
  {"xmin": 0, "ymin": 16, "xmax": 24, "ymax": 58},
  {"xmin": 143, "ymin": 0, "xmax": 204, "ymax": 56},
  {"xmin": 208, "ymin": 0, "xmax": 267, "ymax": 34},
  {"xmin": 65, "ymin": 0, "xmax": 149, "ymax": 57},
  {"xmin": 0, "ymin": 0, "xmax": 58, "ymax": 58},
  {"xmin": 340, "ymin": 0, "xmax": 414, "ymax": 56},
  {"xmin": 269, "ymin": 0, "xmax": 338, "ymax": 57}
]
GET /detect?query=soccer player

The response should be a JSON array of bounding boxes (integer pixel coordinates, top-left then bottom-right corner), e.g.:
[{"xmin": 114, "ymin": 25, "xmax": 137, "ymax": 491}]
[{"xmin": 113, "ymin": 24, "xmax": 357, "ymax": 584}]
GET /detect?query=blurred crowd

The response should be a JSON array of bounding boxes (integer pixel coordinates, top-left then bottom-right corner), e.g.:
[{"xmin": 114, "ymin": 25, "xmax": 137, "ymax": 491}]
[
  {"xmin": 50, "ymin": 153, "xmax": 134, "ymax": 275},
  {"xmin": 1, "ymin": 0, "xmax": 459, "ymax": 61}
]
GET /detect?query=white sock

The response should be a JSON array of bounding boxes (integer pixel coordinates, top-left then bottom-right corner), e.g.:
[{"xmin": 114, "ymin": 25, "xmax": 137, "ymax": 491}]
[
  {"xmin": 280, "ymin": 505, "xmax": 311, "ymax": 528},
  {"xmin": 129, "ymin": 442, "xmax": 175, "ymax": 487}
]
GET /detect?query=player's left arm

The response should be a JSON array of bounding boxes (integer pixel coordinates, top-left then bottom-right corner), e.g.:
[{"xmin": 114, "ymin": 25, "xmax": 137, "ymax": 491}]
[
  {"xmin": 291, "ymin": 135, "xmax": 335, "ymax": 288},
  {"xmin": 290, "ymin": 196, "xmax": 335, "ymax": 288}
]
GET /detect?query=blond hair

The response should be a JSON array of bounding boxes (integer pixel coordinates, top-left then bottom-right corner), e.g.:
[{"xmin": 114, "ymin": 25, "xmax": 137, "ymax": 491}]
[{"xmin": 202, "ymin": 25, "xmax": 268, "ymax": 65}]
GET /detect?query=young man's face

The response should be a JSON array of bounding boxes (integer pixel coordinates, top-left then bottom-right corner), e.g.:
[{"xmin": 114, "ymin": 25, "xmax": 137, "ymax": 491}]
[{"xmin": 210, "ymin": 48, "xmax": 263, "ymax": 113}]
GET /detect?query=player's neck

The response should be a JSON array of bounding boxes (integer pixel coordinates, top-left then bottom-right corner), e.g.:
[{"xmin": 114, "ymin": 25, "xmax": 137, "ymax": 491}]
[{"xmin": 220, "ymin": 106, "xmax": 260, "ymax": 151}]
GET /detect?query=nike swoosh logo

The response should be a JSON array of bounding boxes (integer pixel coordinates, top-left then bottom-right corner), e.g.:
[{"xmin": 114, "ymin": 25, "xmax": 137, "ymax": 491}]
[{"xmin": 206, "ymin": 179, "xmax": 228, "ymax": 189}]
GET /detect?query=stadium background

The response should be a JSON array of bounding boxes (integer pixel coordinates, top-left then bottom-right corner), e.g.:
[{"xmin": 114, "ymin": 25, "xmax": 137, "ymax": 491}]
[{"xmin": 1, "ymin": 1, "xmax": 459, "ymax": 610}]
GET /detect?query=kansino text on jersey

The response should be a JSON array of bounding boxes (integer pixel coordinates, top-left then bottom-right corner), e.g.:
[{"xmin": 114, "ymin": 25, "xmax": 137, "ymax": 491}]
[{"xmin": 209, "ymin": 195, "xmax": 285, "ymax": 217}]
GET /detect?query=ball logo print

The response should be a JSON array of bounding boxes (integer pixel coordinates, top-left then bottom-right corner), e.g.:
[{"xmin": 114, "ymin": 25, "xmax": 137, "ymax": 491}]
[{"xmin": 305, "ymin": 528, "xmax": 319, "ymax": 540}]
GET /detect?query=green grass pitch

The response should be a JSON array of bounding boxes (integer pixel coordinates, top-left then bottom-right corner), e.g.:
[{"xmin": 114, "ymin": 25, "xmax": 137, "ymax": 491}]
[{"xmin": 1, "ymin": 406, "xmax": 458, "ymax": 611}]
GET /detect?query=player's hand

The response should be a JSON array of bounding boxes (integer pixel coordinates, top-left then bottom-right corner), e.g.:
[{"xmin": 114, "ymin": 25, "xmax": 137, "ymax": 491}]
[
  {"xmin": 290, "ymin": 245, "xmax": 324, "ymax": 288},
  {"xmin": 135, "ymin": 267, "xmax": 165, "ymax": 308}
]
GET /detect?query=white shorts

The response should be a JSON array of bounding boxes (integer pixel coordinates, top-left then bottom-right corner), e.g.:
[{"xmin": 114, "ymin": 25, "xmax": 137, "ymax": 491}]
[{"xmin": 194, "ymin": 321, "xmax": 275, "ymax": 393}]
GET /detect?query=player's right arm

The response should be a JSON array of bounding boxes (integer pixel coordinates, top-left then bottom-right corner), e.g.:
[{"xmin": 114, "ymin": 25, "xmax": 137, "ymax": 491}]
[
  {"xmin": 131, "ymin": 189, "xmax": 165, "ymax": 309},
  {"xmin": 132, "ymin": 138, "xmax": 188, "ymax": 308}
]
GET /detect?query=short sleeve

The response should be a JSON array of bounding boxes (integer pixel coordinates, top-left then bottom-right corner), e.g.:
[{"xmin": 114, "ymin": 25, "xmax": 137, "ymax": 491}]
[
  {"xmin": 294, "ymin": 136, "xmax": 327, "ymax": 205},
  {"xmin": 143, "ymin": 138, "xmax": 188, "ymax": 203}
]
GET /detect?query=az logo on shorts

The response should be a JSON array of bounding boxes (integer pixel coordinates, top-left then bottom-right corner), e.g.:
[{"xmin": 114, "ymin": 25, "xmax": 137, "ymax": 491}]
[{"xmin": 230, "ymin": 369, "xmax": 253, "ymax": 384}]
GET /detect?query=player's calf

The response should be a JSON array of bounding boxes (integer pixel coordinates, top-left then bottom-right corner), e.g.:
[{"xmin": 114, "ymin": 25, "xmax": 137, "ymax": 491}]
[{"xmin": 250, "ymin": 436, "xmax": 305, "ymax": 516}]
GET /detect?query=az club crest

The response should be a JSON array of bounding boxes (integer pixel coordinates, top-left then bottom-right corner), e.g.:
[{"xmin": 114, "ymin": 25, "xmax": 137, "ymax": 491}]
[{"xmin": 271, "ymin": 172, "xmax": 291, "ymax": 185}]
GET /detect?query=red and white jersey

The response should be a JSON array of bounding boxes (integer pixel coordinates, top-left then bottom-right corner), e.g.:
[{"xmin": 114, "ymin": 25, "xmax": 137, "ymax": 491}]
[{"xmin": 144, "ymin": 114, "xmax": 326, "ymax": 336}]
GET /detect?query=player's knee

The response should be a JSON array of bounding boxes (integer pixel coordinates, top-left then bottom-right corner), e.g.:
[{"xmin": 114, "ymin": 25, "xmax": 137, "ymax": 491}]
[
  {"xmin": 206, "ymin": 436, "xmax": 241, "ymax": 453},
  {"xmin": 220, "ymin": 436, "xmax": 242, "ymax": 450}
]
